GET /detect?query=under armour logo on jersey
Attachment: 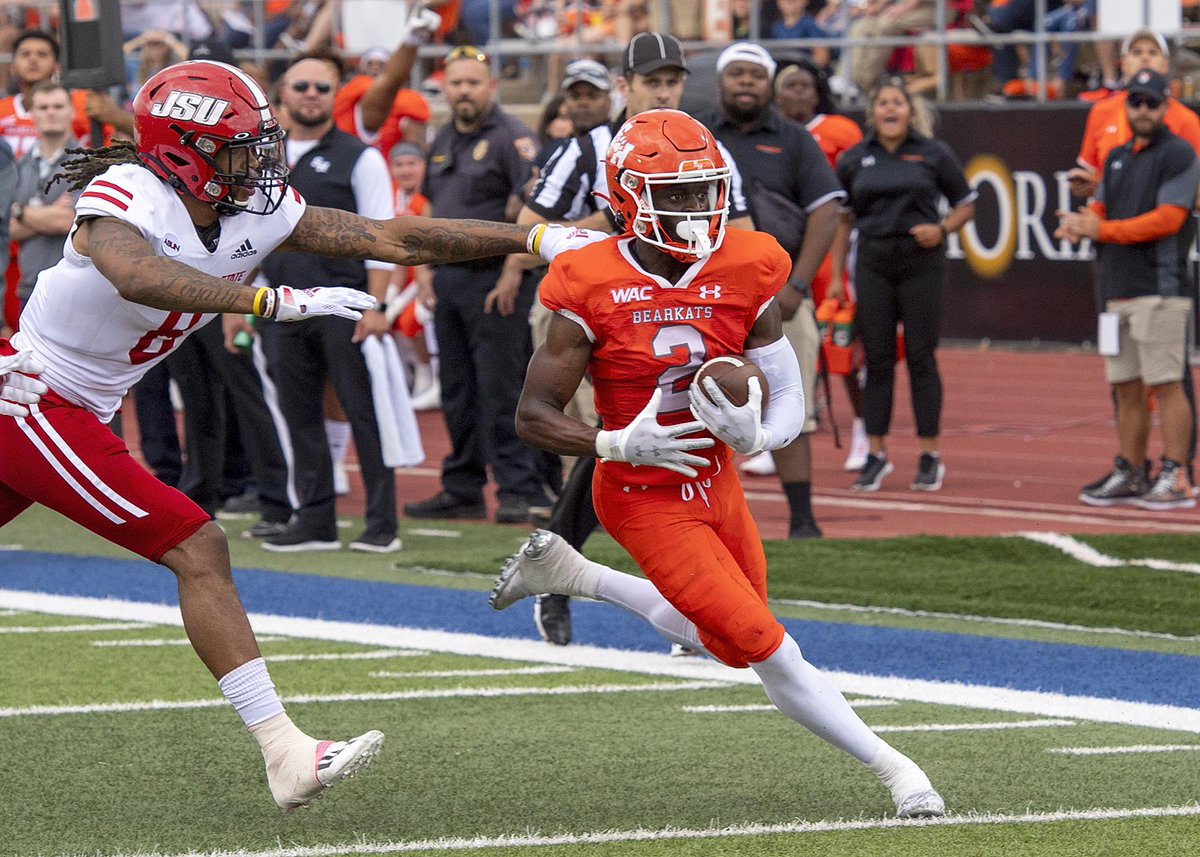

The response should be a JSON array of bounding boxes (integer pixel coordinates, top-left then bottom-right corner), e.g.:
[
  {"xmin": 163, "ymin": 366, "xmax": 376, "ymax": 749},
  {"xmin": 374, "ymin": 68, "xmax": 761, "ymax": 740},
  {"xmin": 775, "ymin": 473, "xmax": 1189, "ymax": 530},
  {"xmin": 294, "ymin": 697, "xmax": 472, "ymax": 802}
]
[
  {"xmin": 231, "ymin": 238, "xmax": 258, "ymax": 259},
  {"xmin": 698, "ymin": 284, "xmax": 722, "ymax": 300},
  {"xmin": 310, "ymin": 156, "xmax": 332, "ymax": 173},
  {"xmin": 861, "ymin": 155, "xmax": 876, "ymax": 167}
]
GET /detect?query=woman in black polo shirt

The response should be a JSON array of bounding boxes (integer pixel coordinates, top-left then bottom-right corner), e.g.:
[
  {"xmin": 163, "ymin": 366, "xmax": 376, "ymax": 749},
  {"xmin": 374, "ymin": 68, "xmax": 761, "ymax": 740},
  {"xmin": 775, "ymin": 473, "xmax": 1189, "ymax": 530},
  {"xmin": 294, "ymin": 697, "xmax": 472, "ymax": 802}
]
[{"xmin": 836, "ymin": 77, "xmax": 976, "ymax": 492}]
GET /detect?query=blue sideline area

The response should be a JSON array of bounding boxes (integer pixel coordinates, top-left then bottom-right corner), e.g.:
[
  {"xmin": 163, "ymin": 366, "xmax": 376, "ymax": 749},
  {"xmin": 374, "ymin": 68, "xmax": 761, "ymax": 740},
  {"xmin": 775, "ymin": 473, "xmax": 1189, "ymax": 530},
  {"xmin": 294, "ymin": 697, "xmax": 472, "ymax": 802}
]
[{"xmin": 4, "ymin": 551, "xmax": 1198, "ymax": 709}]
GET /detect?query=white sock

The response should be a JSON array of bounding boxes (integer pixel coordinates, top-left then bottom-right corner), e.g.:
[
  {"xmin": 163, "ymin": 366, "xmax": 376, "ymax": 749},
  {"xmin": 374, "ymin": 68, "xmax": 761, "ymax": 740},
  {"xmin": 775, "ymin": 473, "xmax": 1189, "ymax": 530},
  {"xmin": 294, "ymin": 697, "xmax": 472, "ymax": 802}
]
[
  {"xmin": 324, "ymin": 418, "xmax": 351, "ymax": 466},
  {"xmin": 867, "ymin": 742, "xmax": 934, "ymax": 802},
  {"xmin": 851, "ymin": 418, "xmax": 866, "ymax": 440},
  {"xmin": 218, "ymin": 657, "xmax": 285, "ymax": 728},
  {"xmin": 412, "ymin": 362, "xmax": 433, "ymax": 393},
  {"xmin": 749, "ymin": 633, "xmax": 882, "ymax": 763},
  {"xmin": 593, "ymin": 569, "xmax": 705, "ymax": 653}
]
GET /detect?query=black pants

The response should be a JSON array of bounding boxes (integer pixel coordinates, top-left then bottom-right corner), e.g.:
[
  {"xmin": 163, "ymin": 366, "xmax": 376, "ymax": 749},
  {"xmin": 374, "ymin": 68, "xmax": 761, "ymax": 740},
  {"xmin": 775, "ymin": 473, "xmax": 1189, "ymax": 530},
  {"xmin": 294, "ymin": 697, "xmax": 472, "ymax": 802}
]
[
  {"xmin": 260, "ymin": 315, "xmax": 395, "ymax": 538},
  {"xmin": 168, "ymin": 318, "xmax": 293, "ymax": 523},
  {"xmin": 433, "ymin": 263, "xmax": 546, "ymax": 504},
  {"xmin": 132, "ymin": 361, "xmax": 181, "ymax": 487},
  {"xmin": 856, "ymin": 236, "xmax": 944, "ymax": 439}
]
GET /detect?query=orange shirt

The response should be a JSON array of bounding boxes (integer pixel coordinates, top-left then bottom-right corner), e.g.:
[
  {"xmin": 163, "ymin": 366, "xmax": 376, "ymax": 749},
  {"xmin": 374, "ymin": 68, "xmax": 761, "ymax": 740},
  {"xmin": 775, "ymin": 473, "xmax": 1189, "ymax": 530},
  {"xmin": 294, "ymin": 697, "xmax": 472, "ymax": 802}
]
[
  {"xmin": 0, "ymin": 89, "xmax": 99, "ymax": 159},
  {"xmin": 1077, "ymin": 91, "xmax": 1200, "ymax": 172},
  {"xmin": 334, "ymin": 74, "xmax": 431, "ymax": 160},
  {"xmin": 539, "ymin": 229, "xmax": 789, "ymax": 486},
  {"xmin": 806, "ymin": 113, "xmax": 863, "ymax": 170}
]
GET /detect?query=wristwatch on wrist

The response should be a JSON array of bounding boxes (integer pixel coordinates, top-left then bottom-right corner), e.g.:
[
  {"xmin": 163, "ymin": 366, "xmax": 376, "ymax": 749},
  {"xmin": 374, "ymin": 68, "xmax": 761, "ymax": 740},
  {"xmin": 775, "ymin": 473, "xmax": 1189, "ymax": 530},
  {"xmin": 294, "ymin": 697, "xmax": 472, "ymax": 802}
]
[{"xmin": 12, "ymin": 203, "xmax": 24, "ymax": 223}]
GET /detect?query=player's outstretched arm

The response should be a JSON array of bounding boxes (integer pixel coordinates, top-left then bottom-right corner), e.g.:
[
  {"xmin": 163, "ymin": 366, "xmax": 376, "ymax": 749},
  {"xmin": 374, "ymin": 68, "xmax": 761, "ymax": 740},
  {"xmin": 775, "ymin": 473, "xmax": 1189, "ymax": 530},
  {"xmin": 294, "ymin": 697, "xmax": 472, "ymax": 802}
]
[
  {"xmin": 280, "ymin": 207, "xmax": 607, "ymax": 267},
  {"xmin": 83, "ymin": 217, "xmax": 374, "ymax": 321}
]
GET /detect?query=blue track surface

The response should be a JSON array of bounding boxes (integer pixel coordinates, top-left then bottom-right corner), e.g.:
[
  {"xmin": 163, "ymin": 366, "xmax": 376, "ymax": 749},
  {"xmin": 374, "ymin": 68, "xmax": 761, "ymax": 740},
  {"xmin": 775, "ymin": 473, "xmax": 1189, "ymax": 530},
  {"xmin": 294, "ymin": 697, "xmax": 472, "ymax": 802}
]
[{"xmin": 5, "ymin": 551, "xmax": 1198, "ymax": 709}]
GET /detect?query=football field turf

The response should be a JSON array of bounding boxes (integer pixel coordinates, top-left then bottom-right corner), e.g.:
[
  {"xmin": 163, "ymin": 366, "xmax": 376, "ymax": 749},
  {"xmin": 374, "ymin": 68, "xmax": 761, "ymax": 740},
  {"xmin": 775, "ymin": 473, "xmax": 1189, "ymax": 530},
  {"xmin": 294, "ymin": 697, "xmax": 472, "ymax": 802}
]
[{"xmin": 2, "ymin": 505, "xmax": 1198, "ymax": 856}]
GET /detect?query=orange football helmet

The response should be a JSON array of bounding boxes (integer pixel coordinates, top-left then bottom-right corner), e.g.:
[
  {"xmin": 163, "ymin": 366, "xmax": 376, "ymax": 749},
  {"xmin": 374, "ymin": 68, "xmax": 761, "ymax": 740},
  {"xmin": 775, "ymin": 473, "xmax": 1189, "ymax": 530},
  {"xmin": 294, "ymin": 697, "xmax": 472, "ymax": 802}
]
[{"xmin": 604, "ymin": 108, "xmax": 730, "ymax": 261}]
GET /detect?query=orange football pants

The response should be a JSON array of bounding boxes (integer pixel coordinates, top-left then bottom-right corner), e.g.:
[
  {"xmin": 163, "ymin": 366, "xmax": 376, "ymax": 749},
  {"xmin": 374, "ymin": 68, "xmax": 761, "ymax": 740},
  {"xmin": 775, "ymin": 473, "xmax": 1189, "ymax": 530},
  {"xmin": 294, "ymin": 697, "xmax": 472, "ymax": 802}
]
[{"xmin": 592, "ymin": 459, "xmax": 785, "ymax": 668}]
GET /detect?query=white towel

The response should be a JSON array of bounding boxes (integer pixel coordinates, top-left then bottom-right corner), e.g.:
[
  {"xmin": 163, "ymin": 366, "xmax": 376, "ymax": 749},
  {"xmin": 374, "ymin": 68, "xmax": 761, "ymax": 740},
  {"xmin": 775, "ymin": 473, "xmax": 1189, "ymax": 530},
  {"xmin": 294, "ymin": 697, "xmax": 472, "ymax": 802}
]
[{"xmin": 362, "ymin": 335, "xmax": 425, "ymax": 467}]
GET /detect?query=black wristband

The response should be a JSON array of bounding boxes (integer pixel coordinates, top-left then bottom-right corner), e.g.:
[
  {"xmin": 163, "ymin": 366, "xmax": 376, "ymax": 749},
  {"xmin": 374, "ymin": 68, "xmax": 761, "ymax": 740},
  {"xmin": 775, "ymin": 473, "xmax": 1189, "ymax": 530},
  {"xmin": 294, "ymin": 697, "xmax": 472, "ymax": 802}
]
[
  {"xmin": 790, "ymin": 279, "xmax": 811, "ymax": 298},
  {"xmin": 938, "ymin": 222, "xmax": 948, "ymax": 238},
  {"xmin": 374, "ymin": 302, "xmax": 388, "ymax": 313}
]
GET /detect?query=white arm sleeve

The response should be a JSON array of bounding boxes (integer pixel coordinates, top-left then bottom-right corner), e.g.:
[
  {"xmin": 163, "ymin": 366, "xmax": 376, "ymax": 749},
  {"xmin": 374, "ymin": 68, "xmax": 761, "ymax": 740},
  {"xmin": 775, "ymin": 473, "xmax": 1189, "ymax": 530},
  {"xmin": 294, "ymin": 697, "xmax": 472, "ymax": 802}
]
[{"xmin": 744, "ymin": 335, "xmax": 805, "ymax": 451}]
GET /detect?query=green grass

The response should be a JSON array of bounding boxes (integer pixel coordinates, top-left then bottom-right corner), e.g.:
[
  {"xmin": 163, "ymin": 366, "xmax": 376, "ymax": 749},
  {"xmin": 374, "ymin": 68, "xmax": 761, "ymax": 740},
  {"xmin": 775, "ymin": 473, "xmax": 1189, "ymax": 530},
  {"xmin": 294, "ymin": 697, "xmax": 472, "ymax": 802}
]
[{"xmin": 2, "ymin": 509, "xmax": 1199, "ymax": 855}]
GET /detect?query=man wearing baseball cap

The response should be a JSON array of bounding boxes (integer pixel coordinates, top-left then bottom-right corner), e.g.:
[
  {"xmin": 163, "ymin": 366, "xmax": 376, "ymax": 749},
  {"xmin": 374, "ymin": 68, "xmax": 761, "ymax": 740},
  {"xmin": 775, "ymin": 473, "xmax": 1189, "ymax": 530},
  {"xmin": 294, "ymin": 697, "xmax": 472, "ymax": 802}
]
[
  {"xmin": 695, "ymin": 41, "xmax": 845, "ymax": 540},
  {"xmin": 559, "ymin": 58, "xmax": 613, "ymax": 138},
  {"xmin": 1057, "ymin": 67, "xmax": 1200, "ymax": 511}
]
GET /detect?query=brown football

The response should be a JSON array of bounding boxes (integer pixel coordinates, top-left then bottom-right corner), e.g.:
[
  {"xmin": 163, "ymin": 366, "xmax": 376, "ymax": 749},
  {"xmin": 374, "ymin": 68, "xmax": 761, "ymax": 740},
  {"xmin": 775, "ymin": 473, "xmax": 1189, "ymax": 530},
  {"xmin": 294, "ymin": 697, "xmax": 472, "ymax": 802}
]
[{"xmin": 690, "ymin": 355, "xmax": 769, "ymax": 409}]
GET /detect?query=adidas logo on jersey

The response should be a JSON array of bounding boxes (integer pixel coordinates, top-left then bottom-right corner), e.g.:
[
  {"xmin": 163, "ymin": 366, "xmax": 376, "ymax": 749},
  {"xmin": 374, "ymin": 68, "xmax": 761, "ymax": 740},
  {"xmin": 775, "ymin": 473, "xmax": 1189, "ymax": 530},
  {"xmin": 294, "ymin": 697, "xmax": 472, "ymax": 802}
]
[{"xmin": 231, "ymin": 239, "xmax": 258, "ymax": 259}]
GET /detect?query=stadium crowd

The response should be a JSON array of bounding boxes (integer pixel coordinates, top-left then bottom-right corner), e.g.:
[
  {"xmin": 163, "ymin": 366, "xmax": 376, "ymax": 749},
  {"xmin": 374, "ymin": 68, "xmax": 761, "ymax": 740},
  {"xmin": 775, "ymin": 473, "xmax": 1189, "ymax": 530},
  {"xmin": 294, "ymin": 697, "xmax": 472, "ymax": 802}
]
[{"xmin": 1, "ymin": 1, "xmax": 1198, "ymax": 560}]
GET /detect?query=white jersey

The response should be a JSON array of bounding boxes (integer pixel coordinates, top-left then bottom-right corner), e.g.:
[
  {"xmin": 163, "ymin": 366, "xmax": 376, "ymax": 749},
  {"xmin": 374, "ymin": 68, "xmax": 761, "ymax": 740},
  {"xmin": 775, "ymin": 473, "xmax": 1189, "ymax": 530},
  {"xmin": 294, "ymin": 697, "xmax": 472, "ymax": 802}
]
[{"xmin": 13, "ymin": 163, "xmax": 307, "ymax": 423}]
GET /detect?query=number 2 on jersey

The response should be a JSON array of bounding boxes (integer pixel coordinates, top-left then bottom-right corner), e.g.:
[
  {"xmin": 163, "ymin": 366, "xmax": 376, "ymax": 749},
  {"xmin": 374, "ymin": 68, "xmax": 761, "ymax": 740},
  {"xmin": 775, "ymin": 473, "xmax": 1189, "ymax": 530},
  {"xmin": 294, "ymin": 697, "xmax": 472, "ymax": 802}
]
[{"xmin": 652, "ymin": 324, "xmax": 706, "ymax": 413}]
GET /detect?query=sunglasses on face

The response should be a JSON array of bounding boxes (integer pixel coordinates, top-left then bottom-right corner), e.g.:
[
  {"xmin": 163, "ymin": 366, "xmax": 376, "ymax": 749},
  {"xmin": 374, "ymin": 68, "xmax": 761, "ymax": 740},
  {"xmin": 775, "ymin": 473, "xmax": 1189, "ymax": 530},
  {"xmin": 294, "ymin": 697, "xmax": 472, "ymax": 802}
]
[
  {"xmin": 1128, "ymin": 92, "xmax": 1164, "ymax": 110},
  {"xmin": 446, "ymin": 45, "xmax": 489, "ymax": 63},
  {"xmin": 289, "ymin": 80, "xmax": 333, "ymax": 94}
]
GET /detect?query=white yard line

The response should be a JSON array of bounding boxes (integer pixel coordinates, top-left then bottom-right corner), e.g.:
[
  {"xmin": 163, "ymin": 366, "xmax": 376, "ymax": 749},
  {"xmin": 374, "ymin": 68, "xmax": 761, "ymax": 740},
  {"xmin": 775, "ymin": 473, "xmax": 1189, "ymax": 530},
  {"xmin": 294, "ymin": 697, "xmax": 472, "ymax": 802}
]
[
  {"xmin": 1048, "ymin": 744, "xmax": 1200, "ymax": 756},
  {"xmin": 0, "ymin": 608, "xmax": 25, "ymax": 616},
  {"xmin": 0, "ymin": 622, "xmax": 151, "ymax": 634},
  {"xmin": 1018, "ymin": 532, "xmax": 1200, "ymax": 576},
  {"xmin": 684, "ymin": 699, "xmax": 898, "ymax": 714},
  {"xmin": 371, "ymin": 666, "xmax": 574, "ymax": 679},
  {"xmin": 873, "ymin": 719, "xmax": 1076, "ymax": 733},
  {"xmin": 91, "ymin": 635, "xmax": 288, "ymax": 648},
  {"xmin": 770, "ymin": 597, "xmax": 1200, "ymax": 643},
  {"xmin": 3, "ymin": 589, "xmax": 1198, "ymax": 733},
  {"xmin": 60, "ymin": 804, "xmax": 1200, "ymax": 857},
  {"xmin": 0, "ymin": 681, "xmax": 728, "ymax": 719},
  {"xmin": 269, "ymin": 650, "xmax": 429, "ymax": 662}
]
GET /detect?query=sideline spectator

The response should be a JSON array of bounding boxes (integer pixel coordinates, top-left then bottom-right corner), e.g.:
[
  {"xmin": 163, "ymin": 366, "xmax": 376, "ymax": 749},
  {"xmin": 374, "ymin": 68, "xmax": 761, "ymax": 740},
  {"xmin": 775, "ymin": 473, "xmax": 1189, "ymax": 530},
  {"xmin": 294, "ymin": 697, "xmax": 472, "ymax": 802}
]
[
  {"xmin": 770, "ymin": 56, "xmax": 869, "ymax": 472},
  {"xmin": 259, "ymin": 51, "xmax": 401, "ymax": 554},
  {"xmin": 697, "ymin": 42, "xmax": 843, "ymax": 540},
  {"xmin": 1056, "ymin": 69, "xmax": 1199, "ymax": 511},
  {"xmin": 404, "ymin": 44, "xmax": 552, "ymax": 525},
  {"xmin": 10, "ymin": 82, "xmax": 79, "ymax": 316},
  {"xmin": 123, "ymin": 29, "xmax": 189, "ymax": 97},
  {"xmin": 770, "ymin": 0, "xmax": 832, "ymax": 69},
  {"xmin": 492, "ymin": 107, "xmax": 947, "ymax": 824},
  {"xmin": 836, "ymin": 76, "xmax": 975, "ymax": 491},
  {"xmin": 971, "ymin": 0, "xmax": 1084, "ymax": 99},
  {"xmin": 838, "ymin": 0, "xmax": 940, "ymax": 97}
]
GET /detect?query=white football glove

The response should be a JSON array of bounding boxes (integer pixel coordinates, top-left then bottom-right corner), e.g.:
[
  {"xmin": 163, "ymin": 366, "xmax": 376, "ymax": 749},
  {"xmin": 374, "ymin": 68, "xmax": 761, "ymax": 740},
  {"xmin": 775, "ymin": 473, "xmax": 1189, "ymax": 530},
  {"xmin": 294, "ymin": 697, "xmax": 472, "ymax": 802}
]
[
  {"xmin": 688, "ymin": 376, "xmax": 769, "ymax": 456},
  {"xmin": 399, "ymin": 3, "xmax": 442, "ymax": 45},
  {"xmin": 271, "ymin": 286, "xmax": 377, "ymax": 322},
  {"xmin": 527, "ymin": 223, "xmax": 609, "ymax": 263},
  {"xmin": 594, "ymin": 388, "xmax": 714, "ymax": 478},
  {"xmin": 0, "ymin": 350, "xmax": 48, "ymax": 418}
]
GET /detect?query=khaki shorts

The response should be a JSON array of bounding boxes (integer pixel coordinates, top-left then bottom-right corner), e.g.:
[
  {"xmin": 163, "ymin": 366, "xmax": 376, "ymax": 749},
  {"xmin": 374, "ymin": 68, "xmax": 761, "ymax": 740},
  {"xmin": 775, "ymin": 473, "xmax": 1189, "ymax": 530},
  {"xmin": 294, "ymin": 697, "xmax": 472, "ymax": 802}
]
[
  {"xmin": 1104, "ymin": 296, "xmax": 1193, "ymax": 386},
  {"xmin": 781, "ymin": 296, "xmax": 819, "ymax": 434}
]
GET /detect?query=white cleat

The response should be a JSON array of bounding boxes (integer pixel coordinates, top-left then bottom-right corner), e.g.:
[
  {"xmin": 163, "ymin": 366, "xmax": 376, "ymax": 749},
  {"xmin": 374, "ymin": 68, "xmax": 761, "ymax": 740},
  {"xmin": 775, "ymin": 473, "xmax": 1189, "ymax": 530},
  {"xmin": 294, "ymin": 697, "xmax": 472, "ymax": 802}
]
[
  {"xmin": 739, "ymin": 450, "xmax": 776, "ymax": 476},
  {"xmin": 490, "ymin": 530, "xmax": 597, "ymax": 610},
  {"xmin": 895, "ymin": 787, "xmax": 946, "ymax": 819},
  {"xmin": 266, "ymin": 730, "xmax": 384, "ymax": 812},
  {"xmin": 842, "ymin": 432, "xmax": 870, "ymax": 471}
]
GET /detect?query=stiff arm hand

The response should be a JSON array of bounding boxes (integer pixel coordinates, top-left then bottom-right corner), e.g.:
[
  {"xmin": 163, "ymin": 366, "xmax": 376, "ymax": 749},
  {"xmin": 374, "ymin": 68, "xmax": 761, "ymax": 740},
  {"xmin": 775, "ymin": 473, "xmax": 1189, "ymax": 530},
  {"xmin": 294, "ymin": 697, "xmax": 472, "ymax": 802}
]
[
  {"xmin": 255, "ymin": 286, "xmax": 378, "ymax": 322},
  {"xmin": 594, "ymin": 389, "xmax": 714, "ymax": 478},
  {"xmin": 0, "ymin": 350, "xmax": 48, "ymax": 417},
  {"xmin": 688, "ymin": 376, "xmax": 768, "ymax": 456}
]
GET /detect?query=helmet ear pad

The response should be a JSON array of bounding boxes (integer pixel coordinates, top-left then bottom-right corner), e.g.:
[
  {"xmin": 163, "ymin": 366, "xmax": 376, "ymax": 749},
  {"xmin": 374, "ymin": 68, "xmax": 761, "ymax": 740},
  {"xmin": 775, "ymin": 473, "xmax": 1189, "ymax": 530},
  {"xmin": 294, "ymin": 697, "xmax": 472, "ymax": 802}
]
[
  {"xmin": 132, "ymin": 60, "xmax": 290, "ymax": 215},
  {"xmin": 604, "ymin": 108, "xmax": 730, "ymax": 261}
]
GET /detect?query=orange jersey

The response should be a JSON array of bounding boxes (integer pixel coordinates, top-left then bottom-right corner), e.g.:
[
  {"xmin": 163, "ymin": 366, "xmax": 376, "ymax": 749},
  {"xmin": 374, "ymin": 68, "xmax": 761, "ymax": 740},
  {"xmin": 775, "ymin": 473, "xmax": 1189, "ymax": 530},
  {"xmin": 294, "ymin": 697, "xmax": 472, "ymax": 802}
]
[
  {"xmin": 539, "ymin": 230, "xmax": 790, "ymax": 486},
  {"xmin": 0, "ymin": 90, "xmax": 98, "ymax": 159},
  {"xmin": 394, "ymin": 188, "xmax": 428, "ymax": 217},
  {"xmin": 806, "ymin": 113, "xmax": 863, "ymax": 170},
  {"xmin": 335, "ymin": 75, "xmax": 431, "ymax": 160},
  {"xmin": 1078, "ymin": 91, "xmax": 1200, "ymax": 171}
]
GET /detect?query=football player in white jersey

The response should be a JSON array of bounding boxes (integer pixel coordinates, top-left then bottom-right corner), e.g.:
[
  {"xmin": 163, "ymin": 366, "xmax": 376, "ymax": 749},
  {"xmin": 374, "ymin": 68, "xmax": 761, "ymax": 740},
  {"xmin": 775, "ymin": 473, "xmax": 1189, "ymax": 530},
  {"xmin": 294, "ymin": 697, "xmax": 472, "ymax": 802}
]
[{"xmin": 0, "ymin": 60, "xmax": 598, "ymax": 811}]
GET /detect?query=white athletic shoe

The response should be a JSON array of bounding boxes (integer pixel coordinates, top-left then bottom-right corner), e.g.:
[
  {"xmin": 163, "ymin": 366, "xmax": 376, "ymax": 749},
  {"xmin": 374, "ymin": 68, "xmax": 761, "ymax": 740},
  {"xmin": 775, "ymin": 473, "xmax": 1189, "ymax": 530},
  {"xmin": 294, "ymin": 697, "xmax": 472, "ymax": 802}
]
[
  {"xmin": 490, "ymin": 530, "xmax": 597, "ymax": 610},
  {"xmin": 265, "ymin": 730, "xmax": 384, "ymax": 812},
  {"xmin": 333, "ymin": 463, "xmax": 350, "ymax": 496},
  {"xmin": 895, "ymin": 787, "xmax": 946, "ymax": 819},
  {"xmin": 739, "ymin": 450, "xmax": 776, "ymax": 476},
  {"xmin": 842, "ymin": 430, "xmax": 870, "ymax": 471}
]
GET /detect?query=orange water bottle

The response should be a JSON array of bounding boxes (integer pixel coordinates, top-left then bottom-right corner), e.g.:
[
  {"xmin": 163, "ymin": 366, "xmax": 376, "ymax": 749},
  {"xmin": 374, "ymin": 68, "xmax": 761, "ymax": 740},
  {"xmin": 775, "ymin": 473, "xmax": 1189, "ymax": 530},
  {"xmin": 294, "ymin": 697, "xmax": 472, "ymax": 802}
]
[
  {"xmin": 824, "ymin": 301, "xmax": 856, "ymax": 375},
  {"xmin": 815, "ymin": 297, "xmax": 838, "ymax": 341}
]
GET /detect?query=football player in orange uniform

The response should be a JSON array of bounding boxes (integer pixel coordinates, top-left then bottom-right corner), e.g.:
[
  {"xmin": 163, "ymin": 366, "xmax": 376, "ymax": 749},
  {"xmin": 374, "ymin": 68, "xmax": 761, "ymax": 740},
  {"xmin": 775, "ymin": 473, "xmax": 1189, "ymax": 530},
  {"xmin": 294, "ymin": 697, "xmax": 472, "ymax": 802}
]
[{"xmin": 491, "ymin": 109, "xmax": 945, "ymax": 819}]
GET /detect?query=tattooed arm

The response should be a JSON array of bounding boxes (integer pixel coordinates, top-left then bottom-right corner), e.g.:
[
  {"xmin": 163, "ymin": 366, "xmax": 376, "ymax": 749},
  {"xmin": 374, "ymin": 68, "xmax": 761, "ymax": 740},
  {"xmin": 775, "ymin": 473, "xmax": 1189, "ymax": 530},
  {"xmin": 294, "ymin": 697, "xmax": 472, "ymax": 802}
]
[
  {"xmin": 80, "ymin": 217, "xmax": 259, "ymax": 313},
  {"xmin": 278, "ymin": 205, "xmax": 533, "ymax": 265}
]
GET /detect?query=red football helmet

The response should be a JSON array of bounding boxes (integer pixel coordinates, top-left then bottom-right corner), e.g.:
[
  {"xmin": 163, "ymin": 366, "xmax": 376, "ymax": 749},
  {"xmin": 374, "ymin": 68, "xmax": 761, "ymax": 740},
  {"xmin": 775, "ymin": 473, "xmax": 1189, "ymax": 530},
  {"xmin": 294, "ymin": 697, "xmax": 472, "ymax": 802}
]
[
  {"xmin": 604, "ymin": 108, "xmax": 730, "ymax": 261},
  {"xmin": 134, "ymin": 61, "xmax": 289, "ymax": 215}
]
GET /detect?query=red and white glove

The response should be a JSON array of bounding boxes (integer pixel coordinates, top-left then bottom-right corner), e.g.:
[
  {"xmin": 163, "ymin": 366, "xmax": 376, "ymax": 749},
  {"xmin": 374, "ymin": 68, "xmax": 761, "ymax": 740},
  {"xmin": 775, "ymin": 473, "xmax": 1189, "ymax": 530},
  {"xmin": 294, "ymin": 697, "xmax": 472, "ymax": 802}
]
[
  {"xmin": 527, "ymin": 223, "xmax": 609, "ymax": 263},
  {"xmin": 264, "ymin": 286, "xmax": 378, "ymax": 322},
  {"xmin": 688, "ymin": 376, "xmax": 768, "ymax": 455},
  {"xmin": 0, "ymin": 350, "xmax": 48, "ymax": 418},
  {"xmin": 399, "ymin": 3, "xmax": 442, "ymax": 45},
  {"xmin": 595, "ymin": 388, "xmax": 714, "ymax": 478}
]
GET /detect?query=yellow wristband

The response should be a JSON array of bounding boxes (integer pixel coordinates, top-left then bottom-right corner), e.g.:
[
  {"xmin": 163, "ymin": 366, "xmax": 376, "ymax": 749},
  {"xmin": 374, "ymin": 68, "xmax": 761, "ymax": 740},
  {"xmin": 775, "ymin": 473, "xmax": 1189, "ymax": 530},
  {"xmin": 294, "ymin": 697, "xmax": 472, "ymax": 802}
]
[
  {"xmin": 526, "ymin": 223, "xmax": 545, "ymax": 255},
  {"xmin": 252, "ymin": 286, "xmax": 270, "ymax": 317}
]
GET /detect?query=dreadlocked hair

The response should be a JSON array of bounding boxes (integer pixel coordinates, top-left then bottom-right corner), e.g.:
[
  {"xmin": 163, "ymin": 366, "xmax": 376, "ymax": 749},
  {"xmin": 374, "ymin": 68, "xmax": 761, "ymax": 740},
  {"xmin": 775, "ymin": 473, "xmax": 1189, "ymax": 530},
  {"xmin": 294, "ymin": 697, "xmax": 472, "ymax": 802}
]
[{"xmin": 49, "ymin": 141, "xmax": 142, "ymax": 193}]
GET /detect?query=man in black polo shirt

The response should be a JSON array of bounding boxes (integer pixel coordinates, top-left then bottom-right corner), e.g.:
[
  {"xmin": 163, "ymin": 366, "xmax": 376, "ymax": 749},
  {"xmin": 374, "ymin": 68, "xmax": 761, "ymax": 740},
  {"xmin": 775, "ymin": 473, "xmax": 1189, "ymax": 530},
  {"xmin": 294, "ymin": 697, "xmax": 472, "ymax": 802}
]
[
  {"xmin": 404, "ymin": 45, "xmax": 552, "ymax": 525},
  {"xmin": 696, "ymin": 42, "xmax": 844, "ymax": 539},
  {"xmin": 1057, "ymin": 69, "xmax": 1200, "ymax": 511}
]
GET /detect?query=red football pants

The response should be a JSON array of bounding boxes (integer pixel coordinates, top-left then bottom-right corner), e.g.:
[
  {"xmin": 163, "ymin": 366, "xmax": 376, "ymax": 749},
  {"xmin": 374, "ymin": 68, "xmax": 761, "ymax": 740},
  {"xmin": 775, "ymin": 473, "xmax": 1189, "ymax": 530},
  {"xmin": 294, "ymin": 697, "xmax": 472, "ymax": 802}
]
[{"xmin": 592, "ymin": 460, "xmax": 785, "ymax": 668}]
